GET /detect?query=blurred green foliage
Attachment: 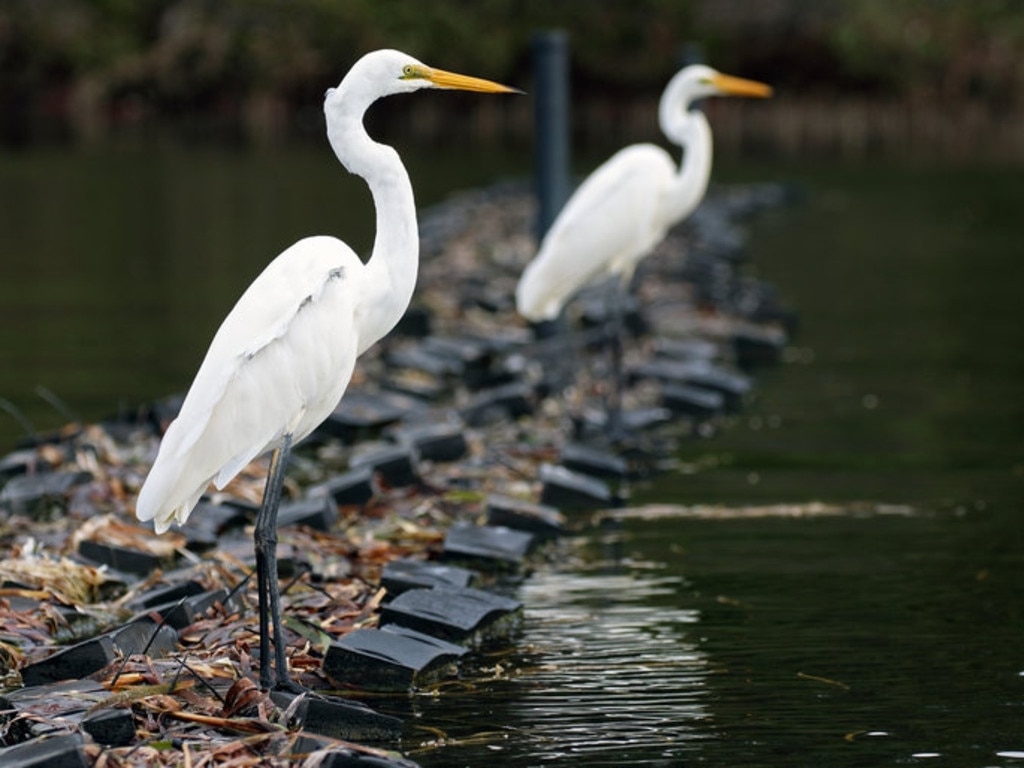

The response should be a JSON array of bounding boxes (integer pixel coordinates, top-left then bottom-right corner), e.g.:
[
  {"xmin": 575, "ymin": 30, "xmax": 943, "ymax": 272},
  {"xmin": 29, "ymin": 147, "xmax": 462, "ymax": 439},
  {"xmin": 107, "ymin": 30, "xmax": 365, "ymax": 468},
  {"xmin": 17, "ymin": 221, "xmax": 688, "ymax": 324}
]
[{"xmin": 1, "ymin": 0, "xmax": 1023, "ymax": 146}]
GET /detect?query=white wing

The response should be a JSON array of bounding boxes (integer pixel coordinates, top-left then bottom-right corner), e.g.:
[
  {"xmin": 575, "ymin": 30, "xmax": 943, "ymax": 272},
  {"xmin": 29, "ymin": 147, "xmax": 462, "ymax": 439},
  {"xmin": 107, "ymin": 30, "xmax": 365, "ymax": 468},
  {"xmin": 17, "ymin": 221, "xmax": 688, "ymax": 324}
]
[
  {"xmin": 136, "ymin": 235, "xmax": 365, "ymax": 532},
  {"xmin": 516, "ymin": 143, "xmax": 677, "ymax": 321}
]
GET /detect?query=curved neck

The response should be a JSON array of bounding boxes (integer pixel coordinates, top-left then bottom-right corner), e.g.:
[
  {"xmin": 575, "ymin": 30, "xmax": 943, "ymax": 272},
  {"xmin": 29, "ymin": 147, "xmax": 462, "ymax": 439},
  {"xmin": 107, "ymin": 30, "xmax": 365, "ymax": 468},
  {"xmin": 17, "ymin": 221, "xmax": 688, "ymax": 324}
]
[
  {"xmin": 326, "ymin": 89, "xmax": 419, "ymax": 354},
  {"xmin": 661, "ymin": 109, "xmax": 713, "ymax": 226}
]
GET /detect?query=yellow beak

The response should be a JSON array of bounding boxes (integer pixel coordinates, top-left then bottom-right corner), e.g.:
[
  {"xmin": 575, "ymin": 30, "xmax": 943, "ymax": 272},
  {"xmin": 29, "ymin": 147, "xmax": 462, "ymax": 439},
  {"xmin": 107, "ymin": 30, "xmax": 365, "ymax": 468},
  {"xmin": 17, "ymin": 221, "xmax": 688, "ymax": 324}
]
[
  {"xmin": 427, "ymin": 67, "xmax": 522, "ymax": 94},
  {"xmin": 712, "ymin": 73, "xmax": 773, "ymax": 98}
]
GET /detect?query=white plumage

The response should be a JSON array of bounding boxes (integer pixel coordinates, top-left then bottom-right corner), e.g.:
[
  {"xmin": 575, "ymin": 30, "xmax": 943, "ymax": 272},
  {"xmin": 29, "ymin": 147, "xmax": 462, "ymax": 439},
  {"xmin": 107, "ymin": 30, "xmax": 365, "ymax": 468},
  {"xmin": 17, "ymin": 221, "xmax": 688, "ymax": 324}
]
[
  {"xmin": 136, "ymin": 237, "xmax": 360, "ymax": 532},
  {"xmin": 516, "ymin": 64, "xmax": 772, "ymax": 322},
  {"xmin": 133, "ymin": 49, "xmax": 516, "ymax": 690}
]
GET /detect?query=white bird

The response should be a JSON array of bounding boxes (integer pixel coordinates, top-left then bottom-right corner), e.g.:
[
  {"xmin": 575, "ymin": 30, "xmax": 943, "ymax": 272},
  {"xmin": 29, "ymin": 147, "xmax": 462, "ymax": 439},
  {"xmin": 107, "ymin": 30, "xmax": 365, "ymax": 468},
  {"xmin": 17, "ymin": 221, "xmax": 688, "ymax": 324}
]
[
  {"xmin": 515, "ymin": 64, "xmax": 771, "ymax": 435},
  {"xmin": 135, "ymin": 49, "xmax": 517, "ymax": 691}
]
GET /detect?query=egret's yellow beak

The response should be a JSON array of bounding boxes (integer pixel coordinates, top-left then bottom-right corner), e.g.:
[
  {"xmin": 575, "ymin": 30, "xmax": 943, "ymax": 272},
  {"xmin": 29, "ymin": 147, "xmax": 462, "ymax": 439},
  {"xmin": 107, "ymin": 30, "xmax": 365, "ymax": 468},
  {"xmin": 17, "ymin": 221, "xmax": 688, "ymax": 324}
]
[
  {"xmin": 427, "ymin": 67, "xmax": 522, "ymax": 94},
  {"xmin": 712, "ymin": 73, "xmax": 773, "ymax": 98}
]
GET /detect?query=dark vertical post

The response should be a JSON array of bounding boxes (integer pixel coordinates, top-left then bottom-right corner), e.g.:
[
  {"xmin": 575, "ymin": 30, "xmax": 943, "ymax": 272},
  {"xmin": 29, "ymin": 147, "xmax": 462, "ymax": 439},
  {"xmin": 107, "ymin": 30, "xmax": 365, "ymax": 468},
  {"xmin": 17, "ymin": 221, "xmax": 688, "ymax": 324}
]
[
  {"xmin": 532, "ymin": 30, "xmax": 571, "ymax": 241},
  {"xmin": 678, "ymin": 40, "xmax": 705, "ymax": 67}
]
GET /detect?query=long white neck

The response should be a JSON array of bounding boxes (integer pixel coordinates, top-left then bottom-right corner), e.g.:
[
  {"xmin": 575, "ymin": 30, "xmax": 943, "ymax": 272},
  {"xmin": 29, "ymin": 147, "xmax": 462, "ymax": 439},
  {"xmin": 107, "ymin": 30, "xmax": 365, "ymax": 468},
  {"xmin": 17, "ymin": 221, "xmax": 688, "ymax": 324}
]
[
  {"xmin": 326, "ymin": 85, "xmax": 418, "ymax": 355},
  {"xmin": 659, "ymin": 108, "xmax": 713, "ymax": 230}
]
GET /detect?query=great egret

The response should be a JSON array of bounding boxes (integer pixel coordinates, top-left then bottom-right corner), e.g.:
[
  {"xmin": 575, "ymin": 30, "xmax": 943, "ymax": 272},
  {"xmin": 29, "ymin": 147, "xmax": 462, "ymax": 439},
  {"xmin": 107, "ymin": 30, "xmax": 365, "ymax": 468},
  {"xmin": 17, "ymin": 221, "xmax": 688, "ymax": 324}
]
[
  {"xmin": 515, "ymin": 65, "xmax": 771, "ymax": 435},
  {"xmin": 135, "ymin": 49, "xmax": 517, "ymax": 691}
]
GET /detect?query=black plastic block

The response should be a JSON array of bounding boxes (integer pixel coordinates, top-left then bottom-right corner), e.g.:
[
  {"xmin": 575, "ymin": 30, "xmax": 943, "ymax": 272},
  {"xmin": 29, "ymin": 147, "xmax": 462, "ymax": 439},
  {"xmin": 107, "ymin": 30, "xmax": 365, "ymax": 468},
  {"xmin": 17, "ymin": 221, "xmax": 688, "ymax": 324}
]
[
  {"xmin": 20, "ymin": 636, "xmax": 117, "ymax": 687},
  {"xmin": 680, "ymin": 368, "xmax": 752, "ymax": 412},
  {"xmin": 420, "ymin": 336, "xmax": 496, "ymax": 390},
  {"xmin": 81, "ymin": 707, "xmax": 136, "ymax": 746},
  {"xmin": 0, "ymin": 449, "xmax": 38, "ymax": 483},
  {"xmin": 322, "ymin": 627, "xmax": 466, "ymax": 691},
  {"xmin": 622, "ymin": 406, "xmax": 673, "ymax": 432},
  {"xmin": 277, "ymin": 495, "xmax": 338, "ymax": 531},
  {"xmin": 77, "ymin": 539, "xmax": 163, "ymax": 576},
  {"xmin": 313, "ymin": 747, "xmax": 422, "ymax": 768},
  {"xmin": 109, "ymin": 618, "xmax": 179, "ymax": 658},
  {"xmin": 732, "ymin": 327, "xmax": 786, "ymax": 370},
  {"xmin": 461, "ymin": 382, "xmax": 533, "ymax": 427},
  {"xmin": 485, "ymin": 494, "xmax": 566, "ymax": 539},
  {"xmin": 129, "ymin": 580, "xmax": 206, "ymax": 611},
  {"xmin": 179, "ymin": 500, "xmax": 252, "ymax": 537},
  {"xmin": 393, "ymin": 305, "xmax": 432, "ymax": 338},
  {"xmin": 560, "ymin": 443, "xmax": 628, "ymax": 480},
  {"xmin": 146, "ymin": 588, "xmax": 235, "ymax": 629},
  {"xmin": 441, "ymin": 523, "xmax": 535, "ymax": 570},
  {"xmin": 270, "ymin": 691, "xmax": 403, "ymax": 743},
  {"xmin": 629, "ymin": 358, "xmax": 712, "ymax": 386},
  {"xmin": 0, "ymin": 733, "xmax": 88, "ymax": 768},
  {"xmin": 660, "ymin": 383, "xmax": 725, "ymax": 420},
  {"xmin": 0, "ymin": 680, "xmax": 107, "ymax": 731},
  {"xmin": 653, "ymin": 336, "xmax": 720, "ymax": 361},
  {"xmin": 308, "ymin": 467, "xmax": 376, "ymax": 507},
  {"xmin": 0, "ymin": 471, "xmax": 93, "ymax": 516},
  {"xmin": 386, "ymin": 345, "xmax": 462, "ymax": 378},
  {"xmin": 380, "ymin": 559, "xmax": 476, "ymax": 597},
  {"xmin": 392, "ymin": 423, "xmax": 468, "ymax": 463},
  {"xmin": 349, "ymin": 445, "xmax": 419, "ymax": 488},
  {"xmin": 379, "ymin": 586, "xmax": 523, "ymax": 646},
  {"xmin": 379, "ymin": 374, "xmax": 446, "ymax": 402},
  {"xmin": 538, "ymin": 463, "xmax": 613, "ymax": 511},
  {"xmin": 318, "ymin": 391, "xmax": 415, "ymax": 443}
]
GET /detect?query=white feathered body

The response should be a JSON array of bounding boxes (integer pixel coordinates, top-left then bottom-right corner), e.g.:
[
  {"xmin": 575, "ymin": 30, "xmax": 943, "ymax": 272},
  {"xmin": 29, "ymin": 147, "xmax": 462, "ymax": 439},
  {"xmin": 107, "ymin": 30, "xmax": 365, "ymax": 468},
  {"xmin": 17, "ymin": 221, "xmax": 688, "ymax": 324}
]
[
  {"xmin": 514, "ymin": 64, "xmax": 770, "ymax": 324},
  {"xmin": 516, "ymin": 143, "xmax": 679, "ymax": 322},
  {"xmin": 135, "ymin": 49, "xmax": 516, "ymax": 536},
  {"xmin": 136, "ymin": 236, "xmax": 365, "ymax": 533}
]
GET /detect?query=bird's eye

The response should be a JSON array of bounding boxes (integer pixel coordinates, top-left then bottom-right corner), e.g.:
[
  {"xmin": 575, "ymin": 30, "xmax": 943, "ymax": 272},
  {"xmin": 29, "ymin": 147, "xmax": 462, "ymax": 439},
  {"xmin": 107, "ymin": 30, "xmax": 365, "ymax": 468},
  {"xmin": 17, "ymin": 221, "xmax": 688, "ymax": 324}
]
[{"xmin": 401, "ymin": 64, "xmax": 416, "ymax": 79}]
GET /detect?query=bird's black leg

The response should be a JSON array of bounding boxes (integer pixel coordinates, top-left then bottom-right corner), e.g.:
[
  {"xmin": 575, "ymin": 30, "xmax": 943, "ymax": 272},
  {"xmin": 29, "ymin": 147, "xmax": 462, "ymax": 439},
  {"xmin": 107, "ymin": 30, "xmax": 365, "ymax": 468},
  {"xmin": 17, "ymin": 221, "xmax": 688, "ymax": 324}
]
[
  {"xmin": 253, "ymin": 434, "xmax": 297, "ymax": 691},
  {"xmin": 605, "ymin": 278, "xmax": 627, "ymax": 440}
]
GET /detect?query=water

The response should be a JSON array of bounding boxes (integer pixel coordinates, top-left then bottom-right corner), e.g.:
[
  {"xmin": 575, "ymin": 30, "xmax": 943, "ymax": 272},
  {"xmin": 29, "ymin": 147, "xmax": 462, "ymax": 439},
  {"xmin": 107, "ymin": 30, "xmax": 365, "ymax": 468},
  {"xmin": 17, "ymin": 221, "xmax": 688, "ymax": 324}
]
[
  {"xmin": 406, "ymin": 162, "xmax": 1024, "ymax": 766},
  {"xmin": 2, "ymin": 149, "xmax": 1023, "ymax": 765}
]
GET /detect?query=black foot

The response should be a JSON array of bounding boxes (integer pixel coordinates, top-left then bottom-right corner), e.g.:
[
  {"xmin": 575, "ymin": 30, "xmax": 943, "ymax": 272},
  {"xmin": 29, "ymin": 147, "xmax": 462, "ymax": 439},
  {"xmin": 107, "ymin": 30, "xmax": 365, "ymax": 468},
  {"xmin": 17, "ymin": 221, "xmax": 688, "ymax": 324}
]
[{"xmin": 271, "ymin": 676, "xmax": 307, "ymax": 696}]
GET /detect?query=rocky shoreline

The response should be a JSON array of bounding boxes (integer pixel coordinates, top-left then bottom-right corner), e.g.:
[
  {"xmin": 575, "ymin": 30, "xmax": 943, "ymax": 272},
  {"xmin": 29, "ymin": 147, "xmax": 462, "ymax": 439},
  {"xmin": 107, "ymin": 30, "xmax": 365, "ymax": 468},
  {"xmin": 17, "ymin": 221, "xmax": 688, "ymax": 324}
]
[{"xmin": 0, "ymin": 179, "xmax": 795, "ymax": 766}]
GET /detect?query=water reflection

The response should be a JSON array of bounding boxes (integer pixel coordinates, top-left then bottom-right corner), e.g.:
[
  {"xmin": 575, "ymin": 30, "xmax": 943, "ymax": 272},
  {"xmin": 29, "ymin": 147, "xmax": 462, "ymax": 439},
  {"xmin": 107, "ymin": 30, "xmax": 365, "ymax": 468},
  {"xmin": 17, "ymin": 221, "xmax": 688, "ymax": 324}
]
[
  {"xmin": 512, "ymin": 570, "xmax": 708, "ymax": 762},
  {"xmin": 411, "ymin": 559, "xmax": 711, "ymax": 766}
]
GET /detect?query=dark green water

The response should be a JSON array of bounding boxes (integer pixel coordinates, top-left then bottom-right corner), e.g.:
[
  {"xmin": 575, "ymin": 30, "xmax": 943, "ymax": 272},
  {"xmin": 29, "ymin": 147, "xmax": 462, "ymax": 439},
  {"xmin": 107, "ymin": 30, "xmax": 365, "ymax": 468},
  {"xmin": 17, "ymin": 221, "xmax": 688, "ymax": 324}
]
[
  {"xmin": 402, "ymin": 162, "xmax": 1024, "ymax": 766},
  {"xmin": 2, "ymin": 149, "xmax": 1022, "ymax": 765}
]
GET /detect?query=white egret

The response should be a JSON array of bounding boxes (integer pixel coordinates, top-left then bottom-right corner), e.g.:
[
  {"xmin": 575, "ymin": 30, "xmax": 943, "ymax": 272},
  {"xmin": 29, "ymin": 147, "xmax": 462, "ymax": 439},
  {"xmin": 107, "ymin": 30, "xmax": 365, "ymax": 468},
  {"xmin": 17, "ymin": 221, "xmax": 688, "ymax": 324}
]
[
  {"xmin": 515, "ymin": 65, "xmax": 771, "ymax": 435},
  {"xmin": 135, "ymin": 49, "xmax": 517, "ymax": 691}
]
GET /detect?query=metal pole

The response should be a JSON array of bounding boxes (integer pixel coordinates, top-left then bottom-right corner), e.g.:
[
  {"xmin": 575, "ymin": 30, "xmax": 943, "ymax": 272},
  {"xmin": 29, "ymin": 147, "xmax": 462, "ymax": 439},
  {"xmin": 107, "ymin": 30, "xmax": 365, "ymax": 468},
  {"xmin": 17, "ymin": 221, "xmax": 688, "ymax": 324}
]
[{"xmin": 532, "ymin": 30, "xmax": 571, "ymax": 241}]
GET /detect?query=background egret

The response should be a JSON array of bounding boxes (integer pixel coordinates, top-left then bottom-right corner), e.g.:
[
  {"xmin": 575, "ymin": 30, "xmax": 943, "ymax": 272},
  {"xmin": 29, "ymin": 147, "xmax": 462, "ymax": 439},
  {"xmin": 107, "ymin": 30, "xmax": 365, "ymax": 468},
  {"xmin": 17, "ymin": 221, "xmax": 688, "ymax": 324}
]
[
  {"xmin": 516, "ymin": 64, "xmax": 771, "ymax": 435},
  {"xmin": 135, "ymin": 49, "xmax": 517, "ymax": 690}
]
